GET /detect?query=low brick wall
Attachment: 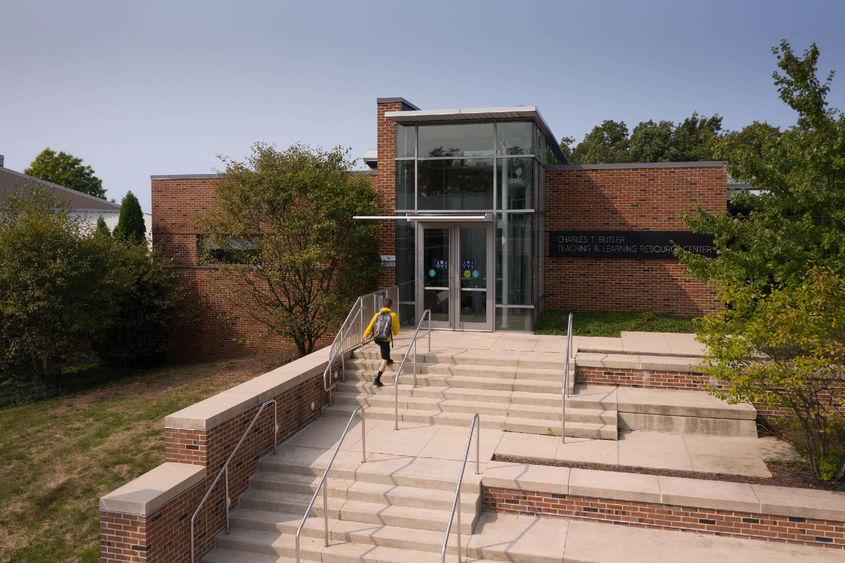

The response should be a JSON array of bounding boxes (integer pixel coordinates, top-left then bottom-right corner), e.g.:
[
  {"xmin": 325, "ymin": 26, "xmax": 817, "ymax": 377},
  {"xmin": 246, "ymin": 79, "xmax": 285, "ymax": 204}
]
[
  {"xmin": 576, "ymin": 366, "xmax": 713, "ymax": 391},
  {"xmin": 484, "ymin": 486, "xmax": 844, "ymax": 548},
  {"xmin": 182, "ymin": 374, "xmax": 329, "ymax": 560},
  {"xmin": 101, "ymin": 480, "xmax": 205, "ymax": 561},
  {"xmin": 100, "ymin": 348, "xmax": 334, "ymax": 562}
]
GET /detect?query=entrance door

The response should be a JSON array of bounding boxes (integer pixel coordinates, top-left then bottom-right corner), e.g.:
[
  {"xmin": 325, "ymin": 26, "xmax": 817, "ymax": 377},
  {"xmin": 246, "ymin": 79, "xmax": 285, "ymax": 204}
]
[{"xmin": 417, "ymin": 223, "xmax": 493, "ymax": 330}]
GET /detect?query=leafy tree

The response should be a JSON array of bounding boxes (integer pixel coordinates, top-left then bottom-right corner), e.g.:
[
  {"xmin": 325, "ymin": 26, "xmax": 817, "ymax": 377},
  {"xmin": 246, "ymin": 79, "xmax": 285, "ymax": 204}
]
[
  {"xmin": 95, "ymin": 216, "xmax": 111, "ymax": 237},
  {"xmin": 558, "ymin": 135, "xmax": 575, "ymax": 162},
  {"xmin": 671, "ymin": 112, "xmax": 723, "ymax": 161},
  {"xmin": 91, "ymin": 243, "xmax": 184, "ymax": 368},
  {"xmin": 25, "ymin": 148, "xmax": 106, "ymax": 199},
  {"xmin": 0, "ymin": 188, "xmax": 124, "ymax": 386},
  {"xmin": 697, "ymin": 268, "xmax": 844, "ymax": 478},
  {"xmin": 113, "ymin": 191, "xmax": 146, "ymax": 244},
  {"xmin": 201, "ymin": 143, "xmax": 380, "ymax": 357},
  {"xmin": 568, "ymin": 120, "xmax": 630, "ymax": 164},
  {"xmin": 680, "ymin": 41, "xmax": 845, "ymax": 479},
  {"xmin": 568, "ymin": 113, "xmax": 722, "ymax": 164}
]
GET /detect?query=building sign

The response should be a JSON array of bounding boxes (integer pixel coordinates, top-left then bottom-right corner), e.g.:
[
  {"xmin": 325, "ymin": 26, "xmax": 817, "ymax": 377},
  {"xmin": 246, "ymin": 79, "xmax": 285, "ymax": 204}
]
[
  {"xmin": 549, "ymin": 231, "xmax": 717, "ymax": 259},
  {"xmin": 380, "ymin": 254, "xmax": 396, "ymax": 268}
]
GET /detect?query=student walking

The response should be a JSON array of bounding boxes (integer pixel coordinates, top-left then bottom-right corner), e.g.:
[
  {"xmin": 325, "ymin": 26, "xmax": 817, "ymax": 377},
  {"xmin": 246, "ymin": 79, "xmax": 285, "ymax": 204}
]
[{"xmin": 362, "ymin": 297, "xmax": 400, "ymax": 387}]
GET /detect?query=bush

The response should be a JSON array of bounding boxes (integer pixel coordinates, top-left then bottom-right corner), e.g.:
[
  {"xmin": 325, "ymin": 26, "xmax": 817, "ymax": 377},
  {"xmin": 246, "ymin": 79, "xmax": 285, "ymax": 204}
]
[{"xmin": 91, "ymin": 243, "xmax": 183, "ymax": 368}]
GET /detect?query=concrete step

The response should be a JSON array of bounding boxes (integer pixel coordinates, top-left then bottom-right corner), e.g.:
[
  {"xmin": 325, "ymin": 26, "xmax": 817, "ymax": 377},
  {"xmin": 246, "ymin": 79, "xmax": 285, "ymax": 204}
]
[
  {"xmin": 342, "ymin": 372, "xmax": 560, "ymax": 394},
  {"xmin": 346, "ymin": 358, "xmax": 563, "ymax": 381},
  {"xmin": 209, "ymin": 527, "xmax": 495, "ymax": 562},
  {"xmin": 336, "ymin": 381, "xmax": 614, "ymax": 411},
  {"xmin": 354, "ymin": 347, "xmax": 564, "ymax": 370},
  {"xmin": 247, "ymin": 472, "xmax": 478, "ymax": 513},
  {"xmin": 260, "ymin": 449, "xmax": 482, "ymax": 493},
  {"xmin": 331, "ymin": 391, "xmax": 616, "ymax": 425},
  {"xmin": 323, "ymin": 406, "xmax": 617, "ymax": 440},
  {"xmin": 234, "ymin": 490, "xmax": 476, "ymax": 534},
  {"xmin": 227, "ymin": 508, "xmax": 477, "ymax": 557}
]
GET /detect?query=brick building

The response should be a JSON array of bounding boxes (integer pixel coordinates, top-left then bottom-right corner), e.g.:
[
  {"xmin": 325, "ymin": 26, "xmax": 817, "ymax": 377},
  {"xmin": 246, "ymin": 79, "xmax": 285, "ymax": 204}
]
[{"xmin": 152, "ymin": 97, "xmax": 725, "ymax": 357}]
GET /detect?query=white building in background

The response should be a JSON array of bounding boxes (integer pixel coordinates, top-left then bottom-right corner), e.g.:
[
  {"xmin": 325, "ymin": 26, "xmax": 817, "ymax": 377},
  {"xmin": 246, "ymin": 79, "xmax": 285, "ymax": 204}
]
[{"xmin": 0, "ymin": 157, "xmax": 151, "ymax": 244}]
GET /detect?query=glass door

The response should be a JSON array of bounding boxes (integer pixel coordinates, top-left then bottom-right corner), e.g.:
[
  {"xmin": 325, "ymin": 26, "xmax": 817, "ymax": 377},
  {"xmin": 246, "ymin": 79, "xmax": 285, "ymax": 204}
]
[
  {"xmin": 422, "ymin": 226, "xmax": 451, "ymax": 328},
  {"xmin": 417, "ymin": 223, "xmax": 493, "ymax": 330}
]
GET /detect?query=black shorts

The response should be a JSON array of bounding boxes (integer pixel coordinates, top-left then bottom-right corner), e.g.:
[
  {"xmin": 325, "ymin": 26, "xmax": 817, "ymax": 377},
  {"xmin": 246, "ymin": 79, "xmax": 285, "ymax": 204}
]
[{"xmin": 376, "ymin": 339, "xmax": 391, "ymax": 360}]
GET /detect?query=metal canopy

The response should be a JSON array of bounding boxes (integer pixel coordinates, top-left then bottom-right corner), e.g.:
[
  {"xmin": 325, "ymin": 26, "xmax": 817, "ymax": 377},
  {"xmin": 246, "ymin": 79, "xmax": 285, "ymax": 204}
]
[{"xmin": 353, "ymin": 214, "xmax": 492, "ymax": 223}]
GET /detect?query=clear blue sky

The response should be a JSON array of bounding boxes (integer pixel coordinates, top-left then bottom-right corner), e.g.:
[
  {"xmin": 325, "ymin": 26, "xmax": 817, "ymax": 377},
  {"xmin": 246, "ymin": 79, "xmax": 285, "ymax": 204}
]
[{"xmin": 2, "ymin": 0, "xmax": 844, "ymax": 212}]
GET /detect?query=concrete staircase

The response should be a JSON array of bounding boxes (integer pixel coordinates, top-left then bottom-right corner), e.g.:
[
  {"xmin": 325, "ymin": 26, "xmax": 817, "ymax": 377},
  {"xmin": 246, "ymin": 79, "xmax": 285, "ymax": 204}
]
[
  {"xmin": 327, "ymin": 347, "xmax": 618, "ymax": 440},
  {"xmin": 204, "ymin": 448, "xmax": 495, "ymax": 562}
]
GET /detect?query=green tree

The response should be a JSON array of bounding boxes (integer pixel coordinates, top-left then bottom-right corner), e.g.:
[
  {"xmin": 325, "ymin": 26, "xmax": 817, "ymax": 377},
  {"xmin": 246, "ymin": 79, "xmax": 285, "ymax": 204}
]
[
  {"xmin": 113, "ymin": 191, "xmax": 146, "ymax": 244},
  {"xmin": 568, "ymin": 120, "xmax": 630, "ymax": 164},
  {"xmin": 95, "ymin": 216, "xmax": 111, "ymax": 237},
  {"xmin": 91, "ymin": 243, "xmax": 184, "ymax": 368},
  {"xmin": 558, "ymin": 135, "xmax": 575, "ymax": 162},
  {"xmin": 201, "ymin": 143, "xmax": 380, "ymax": 357},
  {"xmin": 0, "ymin": 188, "xmax": 124, "ymax": 386},
  {"xmin": 25, "ymin": 148, "xmax": 106, "ymax": 199},
  {"xmin": 671, "ymin": 112, "xmax": 723, "ymax": 161},
  {"xmin": 629, "ymin": 119, "xmax": 674, "ymax": 162},
  {"xmin": 680, "ymin": 41, "xmax": 845, "ymax": 478}
]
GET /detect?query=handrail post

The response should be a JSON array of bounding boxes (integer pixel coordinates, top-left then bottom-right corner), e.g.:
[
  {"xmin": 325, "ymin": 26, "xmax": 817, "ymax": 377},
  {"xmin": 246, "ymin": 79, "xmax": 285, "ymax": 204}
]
[
  {"xmin": 323, "ymin": 484, "xmax": 329, "ymax": 546},
  {"xmin": 475, "ymin": 419, "xmax": 480, "ymax": 476},
  {"xmin": 360, "ymin": 408, "xmax": 366, "ymax": 464},
  {"xmin": 296, "ymin": 407, "xmax": 364, "ymax": 562},
  {"xmin": 393, "ymin": 308, "xmax": 432, "ymax": 431},
  {"xmin": 190, "ymin": 398, "xmax": 277, "ymax": 563},
  {"xmin": 428, "ymin": 309, "xmax": 431, "ymax": 352},
  {"xmin": 224, "ymin": 466, "xmax": 230, "ymax": 533},
  {"xmin": 561, "ymin": 312, "xmax": 573, "ymax": 444},
  {"xmin": 442, "ymin": 413, "xmax": 479, "ymax": 563},
  {"xmin": 457, "ymin": 499, "xmax": 462, "ymax": 563}
]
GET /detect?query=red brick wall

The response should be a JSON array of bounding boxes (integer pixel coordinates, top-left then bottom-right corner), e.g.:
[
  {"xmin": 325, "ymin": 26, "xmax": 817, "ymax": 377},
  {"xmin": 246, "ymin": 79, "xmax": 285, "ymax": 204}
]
[
  {"xmin": 375, "ymin": 101, "xmax": 402, "ymax": 288},
  {"xmin": 576, "ymin": 366, "xmax": 713, "ymax": 391},
  {"xmin": 544, "ymin": 165, "xmax": 726, "ymax": 316},
  {"xmin": 100, "ymin": 480, "xmax": 206, "ymax": 563},
  {"xmin": 166, "ymin": 373, "xmax": 329, "ymax": 561},
  {"xmin": 153, "ymin": 175, "xmax": 291, "ymax": 359},
  {"xmin": 100, "ymin": 371, "xmax": 330, "ymax": 562},
  {"xmin": 484, "ymin": 486, "xmax": 844, "ymax": 548}
]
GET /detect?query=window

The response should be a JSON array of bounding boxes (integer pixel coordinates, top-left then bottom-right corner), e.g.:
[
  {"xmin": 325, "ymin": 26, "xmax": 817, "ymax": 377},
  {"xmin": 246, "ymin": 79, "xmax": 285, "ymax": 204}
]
[{"xmin": 198, "ymin": 235, "xmax": 261, "ymax": 265}]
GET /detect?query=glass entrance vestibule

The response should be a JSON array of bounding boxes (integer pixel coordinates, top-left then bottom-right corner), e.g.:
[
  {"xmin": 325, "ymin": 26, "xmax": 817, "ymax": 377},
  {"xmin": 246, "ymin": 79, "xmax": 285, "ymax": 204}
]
[{"xmin": 391, "ymin": 116, "xmax": 565, "ymax": 332}]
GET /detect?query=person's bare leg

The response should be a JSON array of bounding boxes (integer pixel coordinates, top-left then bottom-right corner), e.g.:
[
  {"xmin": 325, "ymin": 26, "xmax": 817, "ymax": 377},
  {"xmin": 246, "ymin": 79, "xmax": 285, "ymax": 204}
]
[{"xmin": 379, "ymin": 359, "xmax": 388, "ymax": 372}]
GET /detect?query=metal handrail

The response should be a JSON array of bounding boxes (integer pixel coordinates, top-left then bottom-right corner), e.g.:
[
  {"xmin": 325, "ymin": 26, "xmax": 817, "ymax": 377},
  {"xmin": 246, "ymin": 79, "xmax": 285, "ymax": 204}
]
[
  {"xmin": 393, "ymin": 309, "xmax": 432, "ymax": 430},
  {"xmin": 190, "ymin": 399, "xmax": 278, "ymax": 563},
  {"xmin": 561, "ymin": 312, "xmax": 573, "ymax": 443},
  {"xmin": 322, "ymin": 286, "xmax": 399, "ymax": 396},
  {"xmin": 441, "ymin": 413, "xmax": 480, "ymax": 563},
  {"xmin": 295, "ymin": 406, "xmax": 366, "ymax": 562}
]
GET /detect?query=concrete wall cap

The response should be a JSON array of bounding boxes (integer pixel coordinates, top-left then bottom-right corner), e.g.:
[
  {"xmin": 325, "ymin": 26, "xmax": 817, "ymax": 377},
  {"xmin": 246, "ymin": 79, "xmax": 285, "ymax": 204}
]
[
  {"xmin": 570, "ymin": 468, "xmax": 661, "ymax": 503},
  {"xmin": 165, "ymin": 347, "xmax": 331, "ymax": 431},
  {"xmin": 150, "ymin": 174, "xmax": 221, "ymax": 179},
  {"xmin": 548, "ymin": 161, "xmax": 727, "ymax": 171},
  {"xmin": 751, "ymin": 483, "xmax": 845, "ymax": 521},
  {"xmin": 483, "ymin": 462, "xmax": 845, "ymax": 522},
  {"xmin": 99, "ymin": 462, "xmax": 205, "ymax": 516}
]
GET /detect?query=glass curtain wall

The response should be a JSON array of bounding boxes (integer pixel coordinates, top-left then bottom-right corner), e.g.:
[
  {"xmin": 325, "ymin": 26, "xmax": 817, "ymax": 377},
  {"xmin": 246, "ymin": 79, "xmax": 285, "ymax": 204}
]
[{"xmin": 396, "ymin": 120, "xmax": 546, "ymax": 330}]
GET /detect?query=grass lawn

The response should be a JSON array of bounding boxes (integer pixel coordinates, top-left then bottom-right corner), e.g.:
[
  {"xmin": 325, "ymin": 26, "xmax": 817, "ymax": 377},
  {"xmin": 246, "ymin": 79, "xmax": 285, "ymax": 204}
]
[
  {"xmin": 536, "ymin": 310, "xmax": 696, "ymax": 337},
  {"xmin": 0, "ymin": 355, "xmax": 287, "ymax": 562}
]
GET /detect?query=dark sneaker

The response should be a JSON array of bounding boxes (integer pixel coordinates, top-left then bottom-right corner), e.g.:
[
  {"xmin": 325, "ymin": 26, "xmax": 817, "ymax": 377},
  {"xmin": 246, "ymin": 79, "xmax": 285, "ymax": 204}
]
[
  {"xmin": 386, "ymin": 359, "xmax": 395, "ymax": 365},
  {"xmin": 374, "ymin": 378, "xmax": 384, "ymax": 387}
]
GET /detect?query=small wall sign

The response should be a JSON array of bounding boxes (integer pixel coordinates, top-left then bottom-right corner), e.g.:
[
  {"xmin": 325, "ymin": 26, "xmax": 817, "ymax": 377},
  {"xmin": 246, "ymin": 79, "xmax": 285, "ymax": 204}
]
[
  {"xmin": 548, "ymin": 231, "xmax": 717, "ymax": 259},
  {"xmin": 380, "ymin": 254, "xmax": 396, "ymax": 268}
]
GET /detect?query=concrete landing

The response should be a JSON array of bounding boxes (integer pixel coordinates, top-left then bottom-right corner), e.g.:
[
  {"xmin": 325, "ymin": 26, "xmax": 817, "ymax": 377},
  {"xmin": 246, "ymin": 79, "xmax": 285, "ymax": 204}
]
[
  {"xmin": 495, "ymin": 430, "xmax": 783, "ymax": 477},
  {"xmin": 469, "ymin": 512, "xmax": 843, "ymax": 562}
]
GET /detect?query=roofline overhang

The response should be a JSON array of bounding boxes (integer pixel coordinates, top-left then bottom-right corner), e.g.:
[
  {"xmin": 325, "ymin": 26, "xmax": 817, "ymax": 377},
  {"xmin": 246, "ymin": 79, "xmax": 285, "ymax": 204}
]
[{"xmin": 384, "ymin": 105, "xmax": 568, "ymax": 164}]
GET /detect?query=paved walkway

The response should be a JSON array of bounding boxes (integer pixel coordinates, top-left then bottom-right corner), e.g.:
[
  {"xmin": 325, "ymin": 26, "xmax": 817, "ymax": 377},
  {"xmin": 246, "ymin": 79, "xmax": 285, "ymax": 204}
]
[{"xmin": 277, "ymin": 330, "xmax": 835, "ymax": 560}]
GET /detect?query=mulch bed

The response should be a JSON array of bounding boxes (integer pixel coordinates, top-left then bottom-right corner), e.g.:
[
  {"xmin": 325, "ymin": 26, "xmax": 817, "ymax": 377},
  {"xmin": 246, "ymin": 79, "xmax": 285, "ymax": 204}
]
[{"xmin": 492, "ymin": 454, "xmax": 845, "ymax": 492}]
